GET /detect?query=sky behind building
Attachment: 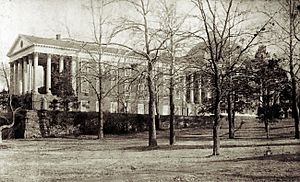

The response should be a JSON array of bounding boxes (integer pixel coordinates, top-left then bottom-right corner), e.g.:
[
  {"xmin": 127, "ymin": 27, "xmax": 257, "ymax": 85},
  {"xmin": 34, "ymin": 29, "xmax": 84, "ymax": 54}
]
[{"xmin": 0, "ymin": 0, "xmax": 282, "ymax": 89}]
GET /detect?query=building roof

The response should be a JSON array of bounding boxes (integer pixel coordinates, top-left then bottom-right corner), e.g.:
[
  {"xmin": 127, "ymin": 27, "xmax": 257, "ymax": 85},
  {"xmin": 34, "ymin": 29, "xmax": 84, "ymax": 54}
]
[{"xmin": 7, "ymin": 34, "xmax": 136, "ymax": 57}]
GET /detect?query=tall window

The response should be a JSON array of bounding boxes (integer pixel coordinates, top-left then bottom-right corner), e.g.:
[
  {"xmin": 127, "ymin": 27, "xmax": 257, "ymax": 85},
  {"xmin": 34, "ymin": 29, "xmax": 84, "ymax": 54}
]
[
  {"xmin": 80, "ymin": 61, "xmax": 89, "ymax": 94},
  {"xmin": 124, "ymin": 82, "xmax": 131, "ymax": 96},
  {"xmin": 95, "ymin": 101, "xmax": 99, "ymax": 112},
  {"xmin": 162, "ymin": 105, "xmax": 169, "ymax": 115},
  {"xmin": 124, "ymin": 68, "xmax": 131, "ymax": 76},
  {"xmin": 175, "ymin": 106, "xmax": 182, "ymax": 115},
  {"xmin": 137, "ymin": 103, "xmax": 144, "ymax": 114},
  {"xmin": 137, "ymin": 83, "xmax": 145, "ymax": 97},
  {"xmin": 110, "ymin": 102, "xmax": 118, "ymax": 113},
  {"xmin": 80, "ymin": 100, "xmax": 89, "ymax": 112},
  {"xmin": 123, "ymin": 102, "xmax": 130, "ymax": 113},
  {"xmin": 110, "ymin": 69, "xmax": 117, "ymax": 86}
]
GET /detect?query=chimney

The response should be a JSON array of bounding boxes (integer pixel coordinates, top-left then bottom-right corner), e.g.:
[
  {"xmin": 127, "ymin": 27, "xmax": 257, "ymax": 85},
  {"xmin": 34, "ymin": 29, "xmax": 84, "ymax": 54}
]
[{"xmin": 56, "ymin": 34, "xmax": 61, "ymax": 40}]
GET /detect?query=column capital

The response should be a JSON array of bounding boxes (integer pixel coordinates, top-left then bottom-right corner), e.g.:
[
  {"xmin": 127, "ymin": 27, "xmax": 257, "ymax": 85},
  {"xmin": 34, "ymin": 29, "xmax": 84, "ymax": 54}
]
[
  {"xmin": 9, "ymin": 60, "xmax": 15, "ymax": 65},
  {"xmin": 27, "ymin": 54, "xmax": 33, "ymax": 60},
  {"xmin": 15, "ymin": 59, "xmax": 20, "ymax": 64},
  {"xmin": 47, "ymin": 54, "xmax": 52, "ymax": 58},
  {"xmin": 22, "ymin": 56, "xmax": 28, "ymax": 63}
]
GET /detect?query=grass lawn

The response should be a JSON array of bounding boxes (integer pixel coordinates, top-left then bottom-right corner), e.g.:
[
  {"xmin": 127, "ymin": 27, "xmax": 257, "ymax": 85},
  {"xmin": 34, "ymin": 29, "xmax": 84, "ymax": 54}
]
[{"xmin": 0, "ymin": 118, "xmax": 299, "ymax": 181}]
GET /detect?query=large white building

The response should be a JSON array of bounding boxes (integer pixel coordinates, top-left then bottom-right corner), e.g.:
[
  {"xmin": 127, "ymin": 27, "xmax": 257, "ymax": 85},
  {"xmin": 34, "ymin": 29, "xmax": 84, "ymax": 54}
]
[{"xmin": 7, "ymin": 34, "xmax": 206, "ymax": 115}]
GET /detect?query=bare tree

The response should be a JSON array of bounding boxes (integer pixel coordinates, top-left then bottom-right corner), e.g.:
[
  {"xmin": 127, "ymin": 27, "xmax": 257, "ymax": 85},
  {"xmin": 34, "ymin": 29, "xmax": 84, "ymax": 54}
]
[
  {"xmin": 0, "ymin": 63, "xmax": 22, "ymax": 143},
  {"xmin": 266, "ymin": 0, "xmax": 300, "ymax": 139},
  {"xmin": 157, "ymin": 0, "xmax": 190, "ymax": 145},
  {"xmin": 106, "ymin": 0, "xmax": 172, "ymax": 147},
  {"xmin": 293, "ymin": 3, "xmax": 300, "ymax": 41},
  {"xmin": 76, "ymin": 0, "xmax": 126, "ymax": 139},
  {"xmin": 287, "ymin": 0, "xmax": 300, "ymax": 139},
  {"xmin": 190, "ymin": 0, "xmax": 275, "ymax": 155}
]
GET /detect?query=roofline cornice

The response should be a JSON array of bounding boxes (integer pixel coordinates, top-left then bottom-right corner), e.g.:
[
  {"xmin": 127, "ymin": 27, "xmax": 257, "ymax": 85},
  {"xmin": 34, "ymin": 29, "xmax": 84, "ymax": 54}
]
[
  {"xmin": 7, "ymin": 44, "xmax": 34, "ymax": 58},
  {"xmin": 8, "ymin": 43, "xmax": 143, "ymax": 60}
]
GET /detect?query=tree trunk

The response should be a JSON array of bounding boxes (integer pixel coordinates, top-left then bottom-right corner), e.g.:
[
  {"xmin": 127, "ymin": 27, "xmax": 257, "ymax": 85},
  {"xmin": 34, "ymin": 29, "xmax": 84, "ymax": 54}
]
[
  {"xmin": 232, "ymin": 109, "xmax": 236, "ymax": 134},
  {"xmin": 213, "ymin": 68, "xmax": 221, "ymax": 156},
  {"xmin": 169, "ymin": 34, "xmax": 176, "ymax": 145},
  {"xmin": 291, "ymin": 76, "xmax": 299, "ymax": 139},
  {"xmin": 155, "ymin": 96, "xmax": 161, "ymax": 130},
  {"xmin": 289, "ymin": 0, "xmax": 300, "ymax": 139},
  {"xmin": 147, "ymin": 62, "xmax": 157, "ymax": 147},
  {"xmin": 97, "ymin": 100, "xmax": 104, "ymax": 139},
  {"xmin": 265, "ymin": 120, "xmax": 270, "ymax": 139},
  {"xmin": 227, "ymin": 93, "xmax": 234, "ymax": 139},
  {"xmin": 232, "ymin": 92, "xmax": 236, "ymax": 137},
  {"xmin": 97, "ymin": 67, "xmax": 104, "ymax": 140},
  {"xmin": 169, "ymin": 65, "xmax": 175, "ymax": 145},
  {"xmin": 213, "ymin": 113, "xmax": 221, "ymax": 155}
]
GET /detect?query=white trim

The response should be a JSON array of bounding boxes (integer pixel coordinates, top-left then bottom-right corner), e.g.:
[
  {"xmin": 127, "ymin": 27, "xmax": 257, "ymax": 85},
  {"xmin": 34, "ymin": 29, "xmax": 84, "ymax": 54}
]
[{"xmin": 9, "ymin": 46, "xmax": 35, "ymax": 61}]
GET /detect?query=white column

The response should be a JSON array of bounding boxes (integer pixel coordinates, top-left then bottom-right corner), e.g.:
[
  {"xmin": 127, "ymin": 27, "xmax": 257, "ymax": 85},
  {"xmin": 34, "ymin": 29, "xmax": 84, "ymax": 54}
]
[
  {"xmin": 182, "ymin": 74, "xmax": 186, "ymax": 103},
  {"xmin": 33, "ymin": 53, "xmax": 38, "ymax": 94},
  {"xmin": 190, "ymin": 73, "xmax": 194, "ymax": 104},
  {"xmin": 22, "ymin": 58, "xmax": 27, "ymax": 94},
  {"xmin": 46, "ymin": 54, "xmax": 52, "ymax": 94},
  {"xmin": 27, "ymin": 57, "xmax": 32, "ymax": 93},
  {"xmin": 71, "ymin": 58, "xmax": 76, "ymax": 92},
  {"xmin": 9, "ymin": 62, "xmax": 14, "ymax": 94},
  {"xmin": 18, "ymin": 60, "xmax": 22, "ymax": 94},
  {"xmin": 182, "ymin": 74, "xmax": 187, "ymax": 116},
  {"xmin": 199, "ymin": 75, "xmax": 202, "ymax": 105},
  {"xmin": 59, "ymin": 56, "xmax": 64, "ymax": 73},
  {"xmin": 14, "ymin": 60, "xmax": 19, "ymax": 95}
]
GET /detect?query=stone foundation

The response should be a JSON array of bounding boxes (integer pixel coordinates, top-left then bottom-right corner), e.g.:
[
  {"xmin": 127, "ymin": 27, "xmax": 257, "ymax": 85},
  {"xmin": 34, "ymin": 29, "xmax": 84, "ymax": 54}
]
[{"xmin": 24, "ymin": 110, "xmax": 41, "ymax": 138}]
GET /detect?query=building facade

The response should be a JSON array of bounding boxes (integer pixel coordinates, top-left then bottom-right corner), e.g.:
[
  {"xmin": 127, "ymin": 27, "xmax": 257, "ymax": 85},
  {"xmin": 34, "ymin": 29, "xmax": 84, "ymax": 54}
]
[{"xmin": 7, "ymin": 34, "xmax": 208, "ymax": 115}]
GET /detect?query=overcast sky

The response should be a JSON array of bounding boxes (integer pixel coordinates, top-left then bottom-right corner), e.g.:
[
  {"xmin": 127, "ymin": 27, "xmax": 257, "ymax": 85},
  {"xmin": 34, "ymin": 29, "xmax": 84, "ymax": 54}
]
[
  {"xmin": 0, "ymin": 0, "xmax": 281, "ymax": 89},
  {"xmin": 1, "ymin": 0, "xmax": 94, "ymax": 60}
]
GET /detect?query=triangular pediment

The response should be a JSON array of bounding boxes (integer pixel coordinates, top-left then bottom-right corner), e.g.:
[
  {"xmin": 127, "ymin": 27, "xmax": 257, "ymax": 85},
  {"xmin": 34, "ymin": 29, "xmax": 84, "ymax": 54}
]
[{"xmin": 7, "ymin": 35, "xmax": 33, "ymax": 57}]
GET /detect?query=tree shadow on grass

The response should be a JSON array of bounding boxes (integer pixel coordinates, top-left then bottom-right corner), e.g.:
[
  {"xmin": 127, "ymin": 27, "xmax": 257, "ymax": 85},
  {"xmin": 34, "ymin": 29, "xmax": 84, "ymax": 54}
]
[
  {"xmin": 123, "ymin": 144, "xmax": 212, "ymax": 151},
  {"xmin": 177, "ymin": 135, "xmax": 213, "ymax": 142},
  {"xmin": 230, "ymin": 174, "xmax": 300, "ymax": 182},
  {"xmin": 213, "ymin": 153, "xmax": 300, "ymax": 163},
  {"xmin": 271, "ymin": 125, "xmax": 294, "ymax": 130},
  {"xmin": 122, "ymin": 142, "xmax": 300, "ymax": 152}
]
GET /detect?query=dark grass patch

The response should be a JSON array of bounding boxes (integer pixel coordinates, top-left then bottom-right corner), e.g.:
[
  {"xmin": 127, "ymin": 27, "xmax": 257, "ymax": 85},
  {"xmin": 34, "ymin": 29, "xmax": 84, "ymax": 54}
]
[
  {"xmin": 227, "ymin": 173, "xmax": 300, "ymax": 181},
  {"xmin": 0, "ymin": 144, "xmax": 10, "ymax": 149},
  {"xmin": 122, "ymin": 142, "xmax": 300, "ymax": 152}
]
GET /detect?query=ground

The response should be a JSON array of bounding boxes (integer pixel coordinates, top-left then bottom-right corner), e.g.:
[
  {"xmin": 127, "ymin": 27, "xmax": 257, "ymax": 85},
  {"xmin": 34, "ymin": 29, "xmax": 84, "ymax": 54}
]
[{"xmin": 0, "ymin": 118, "xmax": 299, "ymax": 181}]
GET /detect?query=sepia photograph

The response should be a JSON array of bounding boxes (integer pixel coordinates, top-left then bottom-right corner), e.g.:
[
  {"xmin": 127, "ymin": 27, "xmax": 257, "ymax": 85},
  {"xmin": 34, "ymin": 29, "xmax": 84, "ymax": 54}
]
[{"xmin": 0, "ymin": 0, "xmax": 299, "ymax": 181}]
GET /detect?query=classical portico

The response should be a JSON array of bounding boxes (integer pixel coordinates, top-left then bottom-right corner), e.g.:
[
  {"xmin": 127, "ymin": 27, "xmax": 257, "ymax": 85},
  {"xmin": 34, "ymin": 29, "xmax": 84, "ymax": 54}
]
[{"xmin": 7, "ymin": 34, "xmax": 77, "ymax": 109}]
